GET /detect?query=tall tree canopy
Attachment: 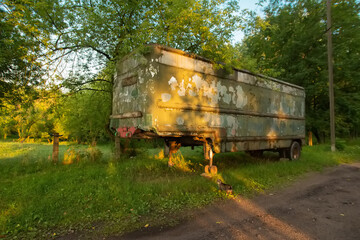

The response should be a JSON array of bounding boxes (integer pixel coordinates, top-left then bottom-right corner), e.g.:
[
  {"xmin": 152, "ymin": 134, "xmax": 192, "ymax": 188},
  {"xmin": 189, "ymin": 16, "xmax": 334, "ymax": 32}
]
[
  {"xmin": 41, "ymin": 0, "xmax": 242, "ymax": 79},
  {"xmin": 241, "ymin": 0, "xmax": 360, "ymax": 142},
  {"xmin": 0, "ymin": 0, "xmax": 242, "ymax": 141}
]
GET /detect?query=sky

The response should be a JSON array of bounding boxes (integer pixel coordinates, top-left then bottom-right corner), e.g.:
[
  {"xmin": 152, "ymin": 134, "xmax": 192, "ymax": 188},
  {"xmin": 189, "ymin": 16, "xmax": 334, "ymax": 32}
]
[{"xmin": 233, "ymin": 0, "xmax": 264, "ymax": 43}]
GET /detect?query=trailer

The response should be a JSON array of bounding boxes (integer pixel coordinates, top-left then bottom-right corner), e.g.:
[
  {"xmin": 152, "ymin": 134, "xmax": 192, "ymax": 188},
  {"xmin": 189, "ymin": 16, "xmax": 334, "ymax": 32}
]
[{"xmin": 110, "ymin": 44, "xmax": 305, "ymax": 174}]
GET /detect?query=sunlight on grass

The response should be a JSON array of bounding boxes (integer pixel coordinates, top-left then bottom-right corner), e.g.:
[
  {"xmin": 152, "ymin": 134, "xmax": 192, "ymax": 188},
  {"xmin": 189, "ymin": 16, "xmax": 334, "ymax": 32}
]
[
  {"xmin": 0, "ymin": 139, "xmax": 359, "ymax": 238},
  {"xmin": 170, "ymin": 151, "xmax": 194, "ymax": 173},
  {"xmin": 0, "ymin": 142, "xmax": 34, "ymax": 159}
]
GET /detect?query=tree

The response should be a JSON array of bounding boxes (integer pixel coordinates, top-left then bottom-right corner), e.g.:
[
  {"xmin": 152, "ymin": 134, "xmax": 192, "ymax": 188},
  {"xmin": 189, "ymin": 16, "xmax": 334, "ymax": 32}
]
[
  {"xmin": 0, "ymin": 0, "xmax": 58, "ymax": 106},
  {"xmin": 240, "ymin": 0, "xmax": 360, "ymax": 142},
  {"xmin": 47, "ymin": 0, "xmax": 241, "ymax": 67},
  {"xmin": 0, "ymin": 86, "xmax": 60, "ymax": 140},
  {"xmin": 57, "ymin": 83, "xmax": 112, "ymax": 145},
  {"xmin": 1, "ymin": 0, "xmax": 243, "ymax": 141},
  {"xmin": 46, "ymin": 0, "xmax": 242, "ymax": 140}
]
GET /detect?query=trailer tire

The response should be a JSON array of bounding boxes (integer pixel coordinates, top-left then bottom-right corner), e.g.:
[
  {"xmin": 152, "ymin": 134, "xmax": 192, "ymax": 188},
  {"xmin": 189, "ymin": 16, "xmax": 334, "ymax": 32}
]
[{"xmin": 288, "ymin": 141, "xmax": 301, "ymax": 161}]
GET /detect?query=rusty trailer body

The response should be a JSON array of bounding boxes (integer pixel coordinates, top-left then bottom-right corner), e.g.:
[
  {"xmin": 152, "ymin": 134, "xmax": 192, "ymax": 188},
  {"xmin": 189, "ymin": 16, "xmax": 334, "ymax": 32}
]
[{"xmin": 110, "ymin": 45, "xmax": 305, "ymax": 173}]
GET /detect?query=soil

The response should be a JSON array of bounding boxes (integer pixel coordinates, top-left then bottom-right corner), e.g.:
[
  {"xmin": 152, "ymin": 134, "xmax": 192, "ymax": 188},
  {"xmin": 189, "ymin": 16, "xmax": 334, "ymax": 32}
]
[{"xmin": 117, "ymin": 163, "xmax": 360, "ymax": 240}]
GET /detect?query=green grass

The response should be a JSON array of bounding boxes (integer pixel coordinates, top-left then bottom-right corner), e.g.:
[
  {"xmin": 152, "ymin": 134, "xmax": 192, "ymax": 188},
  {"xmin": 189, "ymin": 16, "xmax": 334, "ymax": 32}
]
[{"xmin": 1, "ymin": 139, "xmax": 360, "ymax": 238}]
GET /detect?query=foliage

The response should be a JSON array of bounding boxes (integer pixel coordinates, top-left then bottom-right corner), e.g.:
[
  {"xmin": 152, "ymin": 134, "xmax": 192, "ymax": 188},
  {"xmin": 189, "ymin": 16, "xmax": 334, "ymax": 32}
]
[
  {"xmin": 46, "ymin": 0, "xmax": 241, "ymax": 66},
  {"xmin": 1, "ymin": 140, "xmax": 360, "ymax": 238},
  {"xmin": 1, "ymin": 0, "xmax": 243, "ymax": 142},
  {"xmin": 0, "ymin": 86, "xmax": 60, "ymax": 140},
  {"xmin": 335, "ymin": 139, "xmax": 346, "ymax": 151},
  {"xmin": 0, "ymin": 0, "xmax": 57, "ymax": 106},
  {"xmin": 240, "ymin": 0, "xmax": 360, "ymax": 142},
  {"xmin": 63, "ymin": 146, "xmax": 103, "ymax": 164},
  {"xmin": 57, "ymin": 87, "xmax": 111, "ymax": 144}
]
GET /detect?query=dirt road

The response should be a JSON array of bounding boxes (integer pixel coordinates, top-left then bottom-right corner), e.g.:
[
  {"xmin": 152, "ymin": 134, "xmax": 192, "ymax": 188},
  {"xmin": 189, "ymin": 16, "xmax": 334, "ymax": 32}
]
[{"xmin": 119, "ymin": 163, "xmax": 360, "ymax": 240}]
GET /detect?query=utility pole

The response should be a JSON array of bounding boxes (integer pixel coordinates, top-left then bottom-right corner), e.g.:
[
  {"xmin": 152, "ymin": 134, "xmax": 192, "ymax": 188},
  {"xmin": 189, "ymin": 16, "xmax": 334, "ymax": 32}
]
[{"xmin": 327, "ymin": 0, "xmax": 336, "ymax": 151}]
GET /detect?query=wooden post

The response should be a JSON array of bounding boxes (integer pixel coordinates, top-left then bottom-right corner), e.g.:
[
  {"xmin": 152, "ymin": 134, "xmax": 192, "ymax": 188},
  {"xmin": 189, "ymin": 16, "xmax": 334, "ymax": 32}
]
[
  {"xmin": 327, "ymin": 0, "xmax": 336, "ymax": 152},
  {"xmin": 52, "ymin": 133, "xmax": 60, "ymax": 164},
  {"xmin": 308, "ymin": 131, "xmax": 313, "ymax": 146},
  {"xmin": 115, "ymin": 135, "xmax": 121, "ymax": 160}
]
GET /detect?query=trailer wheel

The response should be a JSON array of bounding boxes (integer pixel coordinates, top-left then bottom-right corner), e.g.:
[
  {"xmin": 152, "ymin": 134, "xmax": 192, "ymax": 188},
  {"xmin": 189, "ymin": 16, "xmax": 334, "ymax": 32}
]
[{"xmin": 288, "ymin": 141, "xmax": 301, "ymax": 161}]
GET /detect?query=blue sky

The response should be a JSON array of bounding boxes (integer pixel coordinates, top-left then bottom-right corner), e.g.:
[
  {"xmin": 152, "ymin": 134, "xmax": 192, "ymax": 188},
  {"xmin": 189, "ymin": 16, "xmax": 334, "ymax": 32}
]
[{"xmin": 233, "ymin": 0, "xmax": 264, "ymax": 43}]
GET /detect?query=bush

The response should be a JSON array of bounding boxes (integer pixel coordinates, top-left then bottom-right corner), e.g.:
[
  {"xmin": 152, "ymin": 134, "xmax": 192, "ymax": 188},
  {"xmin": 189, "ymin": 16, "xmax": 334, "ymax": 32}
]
[
  {"xmin": 87, "ymin": 146, "xmax": 103, "ymax": 162},
  {"xmin": 336, "ymin": 139, "xmax": 346, "ymax": 151},
  {"xmin": 63, "ymin": 146, "xmax": 103, "ymax": 164}
]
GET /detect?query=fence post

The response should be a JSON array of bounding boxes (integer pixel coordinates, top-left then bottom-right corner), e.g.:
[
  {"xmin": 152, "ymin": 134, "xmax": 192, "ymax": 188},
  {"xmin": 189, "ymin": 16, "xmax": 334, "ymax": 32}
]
[
  {"xmin": 52, "ymin": 133, "xmax": 60, "ymax": 164},
  {"xmin": 115, "ymin": 135, "xmax": 121, "ymax": 160}
]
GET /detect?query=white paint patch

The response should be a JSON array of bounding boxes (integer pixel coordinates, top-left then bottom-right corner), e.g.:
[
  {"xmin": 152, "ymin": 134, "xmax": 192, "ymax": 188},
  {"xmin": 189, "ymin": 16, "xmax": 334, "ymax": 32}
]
[
  {"xmin": 229, "ymin": 86, "xmax": 236, "ymax": 104},
  {"xmin": 227, "ymin": 116, "xmax": 237, "ymax": 136},
  {"xmin": 167, "ymin": 74, "xmax": 219, "ymax": 104},
  {"xmin": 177, "ymin": 79, "xmax": 186, "ymax": 96},
  {"xmin": 216, "ymin": 82, "xmax": 231, "ymax": 104},
  {"xmin": 148, "ymin": 64, "xmax": 157, "ymax": 77},
  {"xmin": 138, "ymin": 69, "xmax": 144, "ymax": 84},
  {"xmin": 235, "ymin": 85, "xmax": 248, "ymax": 108},
  {"xmin": 301, "ymin": 102, "xmax": 305, "ymax": 116},
  {"xmin": 147, "ymin": 80, "xmax": 155, "ymax": 94},
  {"xmin": 176, "ymin": 117, "xmax": 185, "ymax": 125},
  {"xmin": 203, "ymin": 113, "xmax": 221, "ymax": 127},
  {"xmin": 192, "ymin": 74, "xmax": 203, "ymax": 90},
  {"xmin": 189, "ymin": 90, "xmax": 197, "ymax": 96},
  {"xmin": 168, "ymin": 76, "xmax": 178, "ymax": 91},
  {"xmin": 161, "ymin": 93, "xmax": 171, "ymax": 102},
  {"xmin": 203, "ymin": 113, "xmax": 211, "ymax": 123}
]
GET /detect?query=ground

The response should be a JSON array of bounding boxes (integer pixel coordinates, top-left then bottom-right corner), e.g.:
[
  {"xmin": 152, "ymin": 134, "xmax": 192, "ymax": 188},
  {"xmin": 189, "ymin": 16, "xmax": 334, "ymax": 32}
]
[{"xmin": 117, "ymin": 163, "xmax": 360, "ymax": 240}]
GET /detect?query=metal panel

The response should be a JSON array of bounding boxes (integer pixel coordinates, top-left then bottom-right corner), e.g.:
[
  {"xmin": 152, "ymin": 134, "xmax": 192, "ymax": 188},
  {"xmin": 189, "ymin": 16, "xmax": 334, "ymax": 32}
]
[{"xmin": 110, "ymin": 44, "xmax": 305, "ymax": 153}]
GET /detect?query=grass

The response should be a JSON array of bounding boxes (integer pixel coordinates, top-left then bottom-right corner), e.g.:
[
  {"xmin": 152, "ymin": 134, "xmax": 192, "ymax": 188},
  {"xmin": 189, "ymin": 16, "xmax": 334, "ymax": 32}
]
[{"xmin": 0, "ymin": 139, "xmax": 360, "ymax": 238}]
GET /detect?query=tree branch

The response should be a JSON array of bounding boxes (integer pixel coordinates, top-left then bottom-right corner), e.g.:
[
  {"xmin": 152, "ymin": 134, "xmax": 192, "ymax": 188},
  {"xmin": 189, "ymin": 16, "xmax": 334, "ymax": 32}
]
[
  {"xmin": 73, "ymin": 88, "xmax": 111, "ymax": 93},
  {"xmin": 68, "ymin": 79, "xmax": 112, "ymax": 86},
  {"xmin": 87, "ymin": 46, "xmax": 112, "ymax": 60}
]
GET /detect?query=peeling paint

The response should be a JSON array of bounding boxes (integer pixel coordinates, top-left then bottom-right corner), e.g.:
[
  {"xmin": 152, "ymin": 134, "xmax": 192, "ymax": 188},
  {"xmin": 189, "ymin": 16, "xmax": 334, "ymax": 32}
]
[
  {"xmin": 111, "ymin": 45, "xmax": 305, "ymax": 154},
  {"xmin": 168, "ymin": 77, "xmax": 178, "ymax": 90},
  {"xmin": 148, "ymin": 64, "xmax": 158, "ymax": 78},
  {"xmin": 176, "ymin": 117, "xmax": 185, "ymax": 125},
  {"xmin": 177, "ymin": 79, "xmax": 186, "ymax": 96},
  {"xmin": 218, "ymin": 83, "xmax": 231, "ymax": 104},
  {"xmin": 161, "ymin": 93, "xmax": 172, "ymax": 102},
  {"xmin": 138, "ymin": 69, "xmax": 144, "ymax": 84},
  {"xmin": 235, "ymin": 85, "xmax": 247, "ymax": 108},
  {"xmin": 227, "ymin": 115, "xmax": 237, "ymax": 136}
]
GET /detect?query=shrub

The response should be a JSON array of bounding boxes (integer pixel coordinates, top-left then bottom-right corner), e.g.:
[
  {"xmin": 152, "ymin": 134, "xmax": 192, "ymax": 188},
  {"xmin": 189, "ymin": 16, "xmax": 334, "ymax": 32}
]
[
  {"xmin": 87, "ymin": 146, "xmax": 103, "ymax": 162},
  {"xmin": 63, "ymin": 146, "xmax": 103, "ymax": 164},
  {"xmin": 335, "ymin": 139, "xmax": 346, "ymax": 151}
]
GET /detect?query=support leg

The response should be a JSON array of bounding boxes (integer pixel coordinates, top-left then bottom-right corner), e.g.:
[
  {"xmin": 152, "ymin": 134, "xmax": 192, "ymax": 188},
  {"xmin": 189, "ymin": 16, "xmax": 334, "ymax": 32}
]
[
  {"xmin": 204, "ymin": 143, "xmax": 217, "ymax": 174},
  {"xmin": 204, "ymin": 142, "xmax": 210, "ymax": 160}
]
